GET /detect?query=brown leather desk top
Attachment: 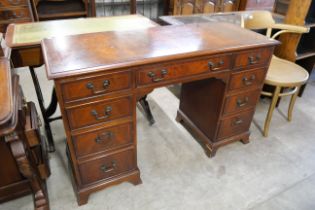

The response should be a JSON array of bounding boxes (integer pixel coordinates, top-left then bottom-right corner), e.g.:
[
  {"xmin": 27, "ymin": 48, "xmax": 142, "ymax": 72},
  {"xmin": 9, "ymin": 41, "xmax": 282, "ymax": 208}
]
[{"xmin": 42, "ymin": 22, "xmax": 278, "ymax": 80}]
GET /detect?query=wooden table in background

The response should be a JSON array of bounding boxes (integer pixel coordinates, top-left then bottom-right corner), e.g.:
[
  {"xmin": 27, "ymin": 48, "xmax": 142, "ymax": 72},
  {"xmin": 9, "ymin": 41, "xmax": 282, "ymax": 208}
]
[{"xmin": 5, "ymin": 15, "xmax": 158, "ymax": 152}]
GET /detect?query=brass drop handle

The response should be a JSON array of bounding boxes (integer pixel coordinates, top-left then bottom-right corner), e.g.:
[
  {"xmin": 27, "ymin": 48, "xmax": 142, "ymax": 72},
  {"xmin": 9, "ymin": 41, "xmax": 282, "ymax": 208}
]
[
  {"xmin": 91, "ymin": 106, "xmax": 112, "ymax": 120},
  {"xmin": 86, "ymin": 80, "xmax": 110, "ymax": 94},
  {"xmin": 147, "ymin": 69, "xmax": 168, "ymax": 82},
  {"xmin": 248, "ymin": 55, "xmax": 261, "ymax": 65},
  {"xmin": 208, "ymin": 60, "xmax": 224, "ymax": 70},
  {"xmin": 232, "ymin": 118, "xmax": 243, "ymax": 126},
  {"xmin": 95, "ymin": 131, "xmax": 114, "ymax": 144},
  {"xmin": 100, "ymin": 161, "xmax": 116, "ymax": 173},
  {"xmin": 237, "ymin": 97, "xmax": 249, "ymax": 107},
  {"xmin": 242, "ymin": 75, "xmax": 256, "ymax": 86}
]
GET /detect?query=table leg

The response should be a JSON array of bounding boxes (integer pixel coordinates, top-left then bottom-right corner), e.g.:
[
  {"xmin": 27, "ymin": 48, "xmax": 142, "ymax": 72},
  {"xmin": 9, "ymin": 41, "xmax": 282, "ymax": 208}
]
[
  {"xmin": 138, "ymin": 95, "xmax": 155, "ymax": 125},
  {"xmin": 29, "ymin": 67, "xmax": 55, "ymax": 152}
]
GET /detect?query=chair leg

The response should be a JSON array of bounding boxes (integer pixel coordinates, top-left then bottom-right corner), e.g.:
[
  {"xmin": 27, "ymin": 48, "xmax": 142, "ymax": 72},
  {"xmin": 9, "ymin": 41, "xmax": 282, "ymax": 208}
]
[
  {"xmin": 288, "ymin": 86, "xmax": 300, "ymax": 122},
  {"xmin": 263, "ymin": 86, "xmax": 281, "ymax": 137}
]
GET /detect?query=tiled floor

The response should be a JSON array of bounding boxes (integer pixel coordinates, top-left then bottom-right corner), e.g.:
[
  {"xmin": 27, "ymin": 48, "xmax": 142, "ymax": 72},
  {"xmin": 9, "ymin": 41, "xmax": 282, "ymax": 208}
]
[{"xmin": 0, "ymin": 67, "xmax": 314, "ymax": 210}]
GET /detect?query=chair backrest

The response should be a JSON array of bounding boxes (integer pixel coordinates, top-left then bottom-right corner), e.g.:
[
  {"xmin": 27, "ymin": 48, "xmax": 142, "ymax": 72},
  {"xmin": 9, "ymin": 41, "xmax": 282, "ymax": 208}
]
[
  {"xmin": 243, "ymin": 10, "xmax": 275, "ymax": 37},
  {"xmin": 242, "ymin": 10, "xmax": 309, "ymax": 39}
]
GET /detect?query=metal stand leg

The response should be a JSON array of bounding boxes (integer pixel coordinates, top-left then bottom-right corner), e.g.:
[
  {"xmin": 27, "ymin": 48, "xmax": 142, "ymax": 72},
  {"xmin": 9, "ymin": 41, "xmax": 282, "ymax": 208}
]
[
  {"xmin": 138, "ymin": 95, "xmax": 155, "ymax": 125},
  {"xmin": 46, "ymin": 89, "xmax": 58, "ymax": 118},
  {"xmin": 29, "ymin": 67, "xmax": 55, "ymax": 152}
]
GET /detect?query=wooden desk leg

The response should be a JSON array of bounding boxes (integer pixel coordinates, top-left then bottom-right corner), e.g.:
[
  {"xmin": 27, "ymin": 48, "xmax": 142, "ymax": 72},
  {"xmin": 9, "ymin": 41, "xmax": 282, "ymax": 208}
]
[{"xmin": 29, "ymin": 67, "xmax": 55, "ymax": 152}]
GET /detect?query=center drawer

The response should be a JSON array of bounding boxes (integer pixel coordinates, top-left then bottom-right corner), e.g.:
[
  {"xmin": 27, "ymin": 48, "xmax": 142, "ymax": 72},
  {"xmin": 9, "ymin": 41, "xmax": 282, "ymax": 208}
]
[
  {"xmin": 136, "ymin": 54, "xmax": 231, "ymax": 86},
  {"xmin": 79, "ymin": 148, "xmax": 137, "ymax": 185},
  {"xmin": 73, "ymin": 123, "xmax": 133, "ymax": 158},
  {"xmin": 66, "ymin": 96, "xmax": 132, "ymax": 130}
]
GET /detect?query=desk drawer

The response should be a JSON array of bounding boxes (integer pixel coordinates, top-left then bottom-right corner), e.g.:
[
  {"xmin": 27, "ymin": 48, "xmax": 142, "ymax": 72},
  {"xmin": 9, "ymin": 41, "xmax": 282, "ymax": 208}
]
[
  {"xmin": 61, "ymin": 71, "xmax": 132, "ymax": 102},
  {"xmin": 79, "ymin": 148, "xmax": 136, "ymax": 185},
  {"xmin": 223, "ymin": 90, "xmax": 260, "ymax": 115},
  {"xmin": 229, "ymin": 68, "xmax": 266, "ymax": 91},
  {"xmin": 234, "ymin": 48, "xmax": 271, "ymax": 69},
  {"xmin": 217, "ymin": 110, "xmax": 254, "ymax": 140},
  {"xmin": 66, "ymin": 96, "xmax": 132, "ymax": 130},
  {"xmin": 137, "ymin": 54, "xmax": 230, "ymax": 86},
  {"xmin": 0, "ymin": 7, "xmax": 30, "ymax": 21},
  {"xmin": 73, "ymin": 123, "xmax": 133, "ymax": 158},
  {"xmin": 0, "ymin": 0, "xmax": 28, "ymax": 7}
]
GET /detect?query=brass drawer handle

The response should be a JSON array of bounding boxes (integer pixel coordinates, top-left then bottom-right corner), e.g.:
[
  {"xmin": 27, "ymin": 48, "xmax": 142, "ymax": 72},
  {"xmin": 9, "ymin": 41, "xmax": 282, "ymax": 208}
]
[
  {"xmin": 208, "ymin": 60, "xmax": 224, "ymax": 70},
  {"xmin": 86, "ymin": 80, "xmax": 110, "ymax": 94},
  {"xmin": 95, "ymin": 131, "xmax": 114, "ymax": 144},
  {"xmin": 248, "ymin": 55, "xmax": 261, "ymax": 65},
  {"xmin": 91, "ymin": 106, "xmax": 112, "ymax": 120},
  {"xmin": 232, "ymin": 118, "xmax": 243, "ymax": 126},
  {"xmin": 242, "ymin": 75, "xmax": 256, "ymax": 86},
  {"xmin": 147, "ymin": 69, "xmax": 168, "ymax": 82},
  {"xmin": 237, "ymin": 97, "xmax": 249, "ymax": 107},
  {"xmin": 100, "ymin": 161, "xmax": 116, "ymax": 173}
]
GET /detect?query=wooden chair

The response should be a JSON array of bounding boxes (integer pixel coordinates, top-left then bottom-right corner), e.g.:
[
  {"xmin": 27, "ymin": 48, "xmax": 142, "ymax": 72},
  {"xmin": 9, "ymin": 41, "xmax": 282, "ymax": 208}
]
[{"xmin": 242, "ymin": 11, "xmax": 309, "ymax": 136}]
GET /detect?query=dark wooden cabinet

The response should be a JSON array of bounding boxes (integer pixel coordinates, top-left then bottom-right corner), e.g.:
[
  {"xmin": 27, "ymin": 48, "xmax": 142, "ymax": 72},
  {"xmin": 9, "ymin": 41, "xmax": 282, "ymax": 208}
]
[
  {"xmin": 173, "ymin": 0, "xmax": 240, "ymax": 15},
  {"xmin": 239, "ymin": 0, "xmax": 276, "ymax": 11},
  {"xmin": 0, "ymin": 0, "xmax": 33, "ymax": 33}
]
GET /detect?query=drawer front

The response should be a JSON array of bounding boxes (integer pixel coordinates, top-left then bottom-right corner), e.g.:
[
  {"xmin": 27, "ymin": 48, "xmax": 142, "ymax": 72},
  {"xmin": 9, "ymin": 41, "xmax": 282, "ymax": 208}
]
[
  {"xmin": 217, "ymin": 110, "xmax": 254, "ymax": 139},
  {"xmin": 223, "ymin": 90, "xmax": 260, "ymax": 115},
  {"xmin": 229, "ymin": 68, "xmax": 266, "ymax": 91},
  {"xmin": 0, "ymin": 0, "xmax": 28, "ymax": 7},
  {"xmin": 67, "ymin": 96, "xmax": 132, "ymax": 130},
  {"xmin": 234, "ymin": 48, "xmax": 271, "ymax": 69},
  {"xmin": 0, "ymin": 8, "xmax": 30, "ymax": 21},
  {"xmin": 73, "ymin": 123, "xmax": 133, "ymax": 158},
  {"xmin": 79, "ymin": 148, "xmax": 136, "ymax": 185},
  {"xmin": 61, "ymin": 71, "xmax": 132, "ymax": 102},
  {"xmin": 137, "ymin": 54, "xmax": 230, "ymax": 86}
]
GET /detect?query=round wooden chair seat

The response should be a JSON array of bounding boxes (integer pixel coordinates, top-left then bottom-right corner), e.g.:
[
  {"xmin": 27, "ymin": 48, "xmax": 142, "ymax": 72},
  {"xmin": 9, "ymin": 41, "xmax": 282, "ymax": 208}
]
[{"xmin": 266, "ymin": 56, "xmax": 309, "ymax": 86}]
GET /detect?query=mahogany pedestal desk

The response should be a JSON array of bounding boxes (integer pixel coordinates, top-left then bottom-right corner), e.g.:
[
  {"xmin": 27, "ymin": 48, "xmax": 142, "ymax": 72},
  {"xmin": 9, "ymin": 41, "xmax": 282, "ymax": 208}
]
[
  {"xmin": 41, "ymin": 22, "xmax": 278, "ymax": 205},
  {"xmin": 5, "ymin": 15, "xmax": 158, "ymax": 152}
]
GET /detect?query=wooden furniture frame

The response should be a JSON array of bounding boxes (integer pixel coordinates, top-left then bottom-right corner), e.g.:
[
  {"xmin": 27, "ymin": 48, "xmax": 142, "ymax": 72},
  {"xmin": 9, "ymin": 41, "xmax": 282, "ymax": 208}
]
[
  {"xmin": 5, "ymin": 15, "xmax": 158, "ymax": 152},
  {"xmin": 0, "ymin": 38, "xmax": 50, "ymax": 209},
  {"xmin": 41, "ymin": 21, "xmax": 277, "ymax": 205}
]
